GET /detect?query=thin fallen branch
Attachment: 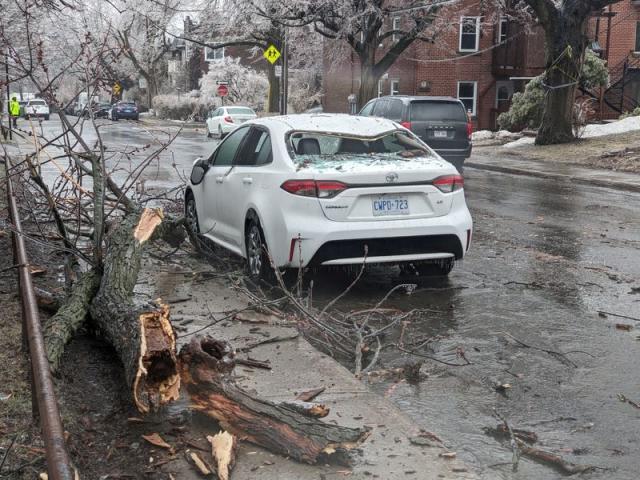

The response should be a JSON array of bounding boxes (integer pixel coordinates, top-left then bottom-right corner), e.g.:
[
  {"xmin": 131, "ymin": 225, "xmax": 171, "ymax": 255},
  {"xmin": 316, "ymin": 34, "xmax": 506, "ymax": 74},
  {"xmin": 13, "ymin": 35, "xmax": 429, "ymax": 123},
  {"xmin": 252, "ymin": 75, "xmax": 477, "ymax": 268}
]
[
  {"xmin": 494, "ymin": 409, "xmax": 520, "ymax": 472},
  {"xmin": 396, "ymin": 345, "xmax": 472, "ymax": 367}
]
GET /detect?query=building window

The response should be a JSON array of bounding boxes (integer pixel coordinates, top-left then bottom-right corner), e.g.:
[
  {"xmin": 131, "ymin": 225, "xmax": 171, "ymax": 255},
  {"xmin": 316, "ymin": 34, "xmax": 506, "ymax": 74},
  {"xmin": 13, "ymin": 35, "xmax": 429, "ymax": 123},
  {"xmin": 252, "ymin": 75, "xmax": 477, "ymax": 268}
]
[
  {"xmin": 498, "ymin": 17, "xmax": 508, "ymax": 44},
  {"xmin": 458, "ymin": 81, "xmax": 477, "ymax": 115},
  {"xmin": 459, "ymin": 17, "xmax": 480, "ymax": 52},
  {"xmin": 496, "ymin": 85, "xmax": 511, "ymax": 108},
  {"xmin": 377, "ymin": 80, "xmax": 384, "ymax": 97},
  {"xmin": 636, "ymin": 22, "xmax": 640, "ymax": 52},
  {"xmin": 390, "ymin": 80, "xmax": 400, "ymax": 95},
  {"xmin": 205, "ymin": 46, "xmax": 225, "ymax": 62},
  {"xmin": 392, "ymin": 17, "xmax": 401, "ymax": 42}
]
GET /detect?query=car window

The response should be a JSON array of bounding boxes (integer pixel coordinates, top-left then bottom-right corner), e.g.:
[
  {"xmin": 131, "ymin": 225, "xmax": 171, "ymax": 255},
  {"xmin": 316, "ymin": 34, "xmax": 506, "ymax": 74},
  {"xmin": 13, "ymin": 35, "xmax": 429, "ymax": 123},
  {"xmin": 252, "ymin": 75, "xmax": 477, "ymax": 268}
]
[
  {"xmin": 410, "ymin": 101, "xmax": 467, "ymax": 122},
  {"xmin": 235, "ymin": 128, "xmax": 272, "ymax": 166},
  {"xmin": 212, "ymin": 127, "xmax": 249, "ymax": 166},
  {"xmin": 387, "ymin": 100, "xmax": 403, "ymax": 121},
  {"xmin": 289, "ymin": 130, "xmax": 434, "ymax": 160},
  {"xmin": 372, "ymin": 99, "xmax": 388, "ymax": 117},
  {"xmin": 29, "ymin": 100, "xmax": 46, "ymax": 106},
  {"xmin": 227, "ymin": 107, "xmax": 255, "ymax": 115},
  {"xmin": 359, "ymin": 101, "xmax": 375, "ymax": 116}
]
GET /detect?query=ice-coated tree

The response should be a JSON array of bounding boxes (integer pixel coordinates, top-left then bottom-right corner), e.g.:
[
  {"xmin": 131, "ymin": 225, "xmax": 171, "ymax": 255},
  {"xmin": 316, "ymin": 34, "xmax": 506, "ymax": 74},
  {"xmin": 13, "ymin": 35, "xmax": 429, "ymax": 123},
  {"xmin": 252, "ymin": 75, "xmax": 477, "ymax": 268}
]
[
  {"xmin": 516, "ymin": 0, "xmax": 618, "ymax": 145},
  {"xmin": 107, "ymin": 0, "xmax": 184, "ymax": 107},
  {"xmin": 262, "ymin": 0, "xmax": 455, "ymax": 109},
  {"xmin": 181, "ymin": 0, "xmax": 322, "ymax": 113},
  {"xmin": 199, "ymin": 58, "xmax": 269, "ymax": 110}
]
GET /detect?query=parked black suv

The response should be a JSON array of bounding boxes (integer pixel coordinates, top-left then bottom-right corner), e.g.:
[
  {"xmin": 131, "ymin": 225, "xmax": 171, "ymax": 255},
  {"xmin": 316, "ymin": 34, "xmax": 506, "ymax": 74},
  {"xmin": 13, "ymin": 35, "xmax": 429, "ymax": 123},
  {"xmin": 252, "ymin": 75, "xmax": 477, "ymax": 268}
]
[{"xmin": 359, "ymin": 96, "xmax": 472, "ymax": 172}]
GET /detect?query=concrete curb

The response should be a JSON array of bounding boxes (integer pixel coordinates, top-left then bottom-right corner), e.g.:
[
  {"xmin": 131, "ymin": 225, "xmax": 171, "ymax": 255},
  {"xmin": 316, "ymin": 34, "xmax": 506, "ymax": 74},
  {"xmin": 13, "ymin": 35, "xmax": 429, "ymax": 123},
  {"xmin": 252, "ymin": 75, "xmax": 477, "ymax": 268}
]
[{"xmin": 466, "ymin": 161, "xmax": 640, "ymax": 193}]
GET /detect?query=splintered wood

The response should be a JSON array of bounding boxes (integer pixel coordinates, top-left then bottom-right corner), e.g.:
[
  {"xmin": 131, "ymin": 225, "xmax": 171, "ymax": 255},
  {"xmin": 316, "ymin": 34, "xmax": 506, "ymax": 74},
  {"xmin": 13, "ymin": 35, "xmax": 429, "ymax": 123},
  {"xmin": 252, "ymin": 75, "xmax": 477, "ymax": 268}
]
[
  {"xmin": 179, "ymin": 336, "xmax": 369, "ymax": 464},
  {"xmin": 207, "ymin": 431, "xmax": 237, "ymax": 480}
]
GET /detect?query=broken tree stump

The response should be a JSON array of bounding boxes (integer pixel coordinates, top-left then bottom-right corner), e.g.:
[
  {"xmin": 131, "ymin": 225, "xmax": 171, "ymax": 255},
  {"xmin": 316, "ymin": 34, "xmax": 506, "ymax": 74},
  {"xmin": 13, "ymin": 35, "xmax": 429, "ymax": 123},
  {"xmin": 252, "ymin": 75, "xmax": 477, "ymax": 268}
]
[
  {"xmin": 89, "ymin": 208, "xmax": 180, "ymax": 413},
  {"xmin": 179, "ymin": 336, "xmax": 369, "ymax": 464}
]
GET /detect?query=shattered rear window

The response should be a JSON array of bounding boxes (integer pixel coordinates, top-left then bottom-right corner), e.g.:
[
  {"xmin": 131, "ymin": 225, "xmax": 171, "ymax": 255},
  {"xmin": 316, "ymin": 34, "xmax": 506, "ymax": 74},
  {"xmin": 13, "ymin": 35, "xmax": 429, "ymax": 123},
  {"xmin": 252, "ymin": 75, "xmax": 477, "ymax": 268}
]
[{"xmin": 289, "ymin": 130, "xmax": 438, "ymax": 171}]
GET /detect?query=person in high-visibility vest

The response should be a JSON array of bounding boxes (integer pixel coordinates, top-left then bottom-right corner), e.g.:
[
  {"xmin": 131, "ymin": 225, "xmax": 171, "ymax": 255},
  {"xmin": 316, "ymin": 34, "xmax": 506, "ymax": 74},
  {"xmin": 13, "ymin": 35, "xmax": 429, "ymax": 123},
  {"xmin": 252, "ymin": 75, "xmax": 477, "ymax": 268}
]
[{"xmin": 9, "ymin": 96, "xmax": 20, "ymax": 127}]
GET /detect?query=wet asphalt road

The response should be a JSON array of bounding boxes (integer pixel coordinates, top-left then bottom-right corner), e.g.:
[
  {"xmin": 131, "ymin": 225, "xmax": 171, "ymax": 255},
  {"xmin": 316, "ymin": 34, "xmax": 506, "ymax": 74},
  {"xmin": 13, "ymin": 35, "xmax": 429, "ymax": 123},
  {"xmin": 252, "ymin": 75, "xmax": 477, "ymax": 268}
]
[{"xmin": 30, "ymin": 118, "xmax": 640, "ymax": 479}]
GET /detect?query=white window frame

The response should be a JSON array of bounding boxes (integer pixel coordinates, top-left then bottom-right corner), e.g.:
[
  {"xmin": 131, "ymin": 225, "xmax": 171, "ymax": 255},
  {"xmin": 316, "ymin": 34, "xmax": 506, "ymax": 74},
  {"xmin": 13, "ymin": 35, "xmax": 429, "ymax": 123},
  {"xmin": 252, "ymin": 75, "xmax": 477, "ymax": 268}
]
[
  {"xmin": 459, "ymin": 16, "xmax": 480, "ymax": 52},
  {"xmin": 392, "ymin": 17, "xmax": 401, "ymax": 42},
  {"xmin": 498, "ymin": 17, "xmax": 508, "ymax": 44},
  {"xmin": 457, "ymin": 81, "xmax": 477, "ymax": 116},
  {"xmin": 205, "ymin": 46, "xmax": 225, "ymax": 62},
  {"xmin": 377, "ymin": 80, "xmax": 384, "ymax": 97},
  {"xmin": 390, "ymin": 79, "xmax": 400, "ymax": 95}
]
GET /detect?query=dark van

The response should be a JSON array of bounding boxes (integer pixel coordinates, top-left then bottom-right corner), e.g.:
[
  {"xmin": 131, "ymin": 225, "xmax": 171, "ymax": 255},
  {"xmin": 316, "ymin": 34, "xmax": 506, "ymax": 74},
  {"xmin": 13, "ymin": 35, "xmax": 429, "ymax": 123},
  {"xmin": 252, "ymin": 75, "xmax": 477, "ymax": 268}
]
[{"xmin": 359, "ymin": 96, "xmax": 472, "ymax": 172}]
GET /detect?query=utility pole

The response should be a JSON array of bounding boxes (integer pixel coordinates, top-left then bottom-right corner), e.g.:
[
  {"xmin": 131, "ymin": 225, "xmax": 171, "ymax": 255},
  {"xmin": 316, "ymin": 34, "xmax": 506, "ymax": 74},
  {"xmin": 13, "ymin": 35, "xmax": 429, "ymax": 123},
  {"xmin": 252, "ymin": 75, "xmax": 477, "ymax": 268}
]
[{"xmin": 280, "ymin": 28, "xmax": 289, "ymax": 115}]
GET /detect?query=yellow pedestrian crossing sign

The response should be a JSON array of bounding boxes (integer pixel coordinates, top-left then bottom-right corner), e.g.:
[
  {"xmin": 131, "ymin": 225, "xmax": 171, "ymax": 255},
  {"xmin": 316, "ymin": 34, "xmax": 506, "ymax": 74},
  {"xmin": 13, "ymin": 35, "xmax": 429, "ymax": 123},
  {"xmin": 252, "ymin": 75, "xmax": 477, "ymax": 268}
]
[
  {"xmin": 263, "ymin": 45, "xmax": 281, "ymax": 64},
  {"xmin": 112, "ymin": 82, "xmax": 122, "ymax": 95}
]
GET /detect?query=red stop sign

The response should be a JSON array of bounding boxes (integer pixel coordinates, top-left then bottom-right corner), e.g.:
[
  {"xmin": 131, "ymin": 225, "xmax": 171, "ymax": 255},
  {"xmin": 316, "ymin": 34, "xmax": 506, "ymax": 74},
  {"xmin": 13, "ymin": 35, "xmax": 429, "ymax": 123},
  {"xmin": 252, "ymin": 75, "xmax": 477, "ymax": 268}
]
[{"xmin": 217, "ymin": 84, "xmax": 229, "ymax": 97}]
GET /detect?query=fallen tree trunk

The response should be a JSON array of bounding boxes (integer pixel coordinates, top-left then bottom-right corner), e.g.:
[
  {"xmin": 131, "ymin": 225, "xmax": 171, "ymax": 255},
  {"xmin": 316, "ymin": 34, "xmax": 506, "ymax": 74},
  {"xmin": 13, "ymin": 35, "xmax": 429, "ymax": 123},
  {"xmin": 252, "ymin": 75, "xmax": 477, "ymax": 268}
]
[
  {"xmin": 44, "ymin": 271, "xmax": 101, "ymax": 373},
  {"xmin": 89, "ymin": 208, "xmax": 180, "ymax": 413},
  {"xmin": 179, "ymin": 336, "xmax": 369, "ymax": 464}
]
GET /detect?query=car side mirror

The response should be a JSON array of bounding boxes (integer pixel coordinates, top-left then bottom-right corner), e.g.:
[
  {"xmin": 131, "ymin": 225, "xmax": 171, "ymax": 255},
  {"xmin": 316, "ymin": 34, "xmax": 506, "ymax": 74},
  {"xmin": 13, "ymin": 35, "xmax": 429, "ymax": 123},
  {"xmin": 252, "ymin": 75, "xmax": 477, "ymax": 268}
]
[{"xmin": 190, "ymin": 159, "xmax": 209, "ymax": 185}]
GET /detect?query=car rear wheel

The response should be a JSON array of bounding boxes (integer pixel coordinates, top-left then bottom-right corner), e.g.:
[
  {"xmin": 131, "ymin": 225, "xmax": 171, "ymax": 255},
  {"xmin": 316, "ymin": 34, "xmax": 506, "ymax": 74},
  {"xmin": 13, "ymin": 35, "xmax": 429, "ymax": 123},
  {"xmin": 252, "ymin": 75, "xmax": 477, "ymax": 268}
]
[
  {"xmin": 44, "ymin": 115, "xmax": 49, "ymax": 121},
  {"xmin": 245, "ymin": 217, "xmax": 271, "ymax": 281},
  {"xmin": 218, "ymin": 125, "xmax": 224, "ymax": 139},
  {"xmin": 185, "ymin": 193, "xmax": 200, "ymax": 236}
]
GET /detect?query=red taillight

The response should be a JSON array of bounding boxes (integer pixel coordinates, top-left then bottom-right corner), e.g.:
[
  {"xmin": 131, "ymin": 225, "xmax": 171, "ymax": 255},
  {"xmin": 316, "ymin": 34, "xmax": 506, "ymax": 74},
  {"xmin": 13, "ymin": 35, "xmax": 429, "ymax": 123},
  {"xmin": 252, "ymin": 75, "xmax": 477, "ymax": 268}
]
[
  {"xmin": 280, "ymin": 180, "xmax": 348, "ymax": 198},
  {"xmin": 224, "ymin": 116, "xmax": 233, "ymax": 123},
  {"xmin": 433, "ymin": 174, "xmax": 464, "ymax": 193},
  {"xmin": 466, "ymin": 115, "xmax": 473, "ymax": 139},
  {"xmin": 400, "ymin": 121, "xmax": 412, "ymax": 130}
]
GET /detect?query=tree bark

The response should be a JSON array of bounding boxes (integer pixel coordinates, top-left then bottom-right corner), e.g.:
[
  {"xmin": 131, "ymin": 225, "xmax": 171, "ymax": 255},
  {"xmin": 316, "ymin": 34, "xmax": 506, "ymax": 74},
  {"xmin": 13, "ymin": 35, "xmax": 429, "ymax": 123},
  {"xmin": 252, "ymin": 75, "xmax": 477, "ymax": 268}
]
[
  {"xmin": 536, "ymin": 19, "xmax": 586, "ymax": 145},
  {"xmin": 358, "ymin": 62, "xmax": 380, "ymax": 110},
  {"xmin": 44, "ymin": 271, "xmax": 101, "ymax": 373},
  {"xmin": 89, "ymin": 208, "xmax": 181, "ymax": 413},
  {"xmin": 179, "ymin": 336, "xmax": 369, "ymax": 464}
]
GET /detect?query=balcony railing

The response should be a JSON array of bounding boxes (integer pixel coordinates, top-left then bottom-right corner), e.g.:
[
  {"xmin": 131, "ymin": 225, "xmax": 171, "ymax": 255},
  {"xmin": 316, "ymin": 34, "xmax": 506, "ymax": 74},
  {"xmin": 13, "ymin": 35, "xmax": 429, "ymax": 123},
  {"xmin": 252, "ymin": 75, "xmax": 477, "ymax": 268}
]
[{"xmin": 492, "ymin": 33, "xmax": 528, "ymax": 77}]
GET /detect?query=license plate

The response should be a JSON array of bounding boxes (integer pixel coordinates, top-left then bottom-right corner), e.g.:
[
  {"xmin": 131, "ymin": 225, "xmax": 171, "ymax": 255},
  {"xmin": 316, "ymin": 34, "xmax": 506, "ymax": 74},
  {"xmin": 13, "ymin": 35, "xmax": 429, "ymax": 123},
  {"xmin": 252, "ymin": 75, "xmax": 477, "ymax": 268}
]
[
  {"xmin": 434, "ymin": 130, "xmax": 448, "ymax": 138},
  {"xmin": 372, "ymin": 195, "xmax": 410, "ymax": 216}
]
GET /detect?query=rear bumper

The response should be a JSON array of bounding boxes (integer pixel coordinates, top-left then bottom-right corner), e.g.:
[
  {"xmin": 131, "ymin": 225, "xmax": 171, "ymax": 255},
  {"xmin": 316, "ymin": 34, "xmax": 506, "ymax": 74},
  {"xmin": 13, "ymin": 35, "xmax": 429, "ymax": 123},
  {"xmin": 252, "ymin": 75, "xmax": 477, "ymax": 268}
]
[
  {"xmin": 114, "ymin": 111, "xmax": 138, "ymax": 119},
  {"xmin": 277, "ymin": 196, "xmax": 472, "ymax": 268},
  {"xmin": 221, "ymin": 122, "xmax": 238, "ymax": 133}
]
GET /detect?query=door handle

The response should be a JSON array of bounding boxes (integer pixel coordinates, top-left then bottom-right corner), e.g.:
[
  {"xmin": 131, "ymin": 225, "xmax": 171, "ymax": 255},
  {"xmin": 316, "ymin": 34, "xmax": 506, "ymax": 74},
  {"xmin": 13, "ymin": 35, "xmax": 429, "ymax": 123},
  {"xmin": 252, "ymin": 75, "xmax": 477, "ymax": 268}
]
[
  {"xmin": 216, "ymin": 176, "xmax": 224, "ymax": 183},
  {"xmin": 242, "ymin": 177, "xmax": 253, "ymax": 185}
]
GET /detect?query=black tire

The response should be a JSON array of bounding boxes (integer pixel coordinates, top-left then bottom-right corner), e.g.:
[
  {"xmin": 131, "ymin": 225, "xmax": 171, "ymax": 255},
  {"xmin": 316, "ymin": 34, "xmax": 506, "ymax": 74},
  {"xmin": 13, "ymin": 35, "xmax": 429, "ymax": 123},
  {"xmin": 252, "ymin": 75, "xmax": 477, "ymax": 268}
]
[
  {"xmin": 44, "ymin": 115, "xmax": 49, "ymax": 121},
  {"xmin": 206, "ymin": 128, "xmax": 212, "ymax": 138},
  {"xmin": 245, "ymin": 215, "xmax": 272, "ymax": 282},
  {"xmin": 218, "ymin": 125, "xmax": 224, "ymax": 139},
  {"xmin": 401, "ymin": 258, "xmax": 455, "ymax": 277},
  {"xmin": 112, "ymin": 114, "xmax": 118, "ymax": 121},
  {"xmin": 185, "ymin": 192, "xmax": 200, "ymax": 235}
]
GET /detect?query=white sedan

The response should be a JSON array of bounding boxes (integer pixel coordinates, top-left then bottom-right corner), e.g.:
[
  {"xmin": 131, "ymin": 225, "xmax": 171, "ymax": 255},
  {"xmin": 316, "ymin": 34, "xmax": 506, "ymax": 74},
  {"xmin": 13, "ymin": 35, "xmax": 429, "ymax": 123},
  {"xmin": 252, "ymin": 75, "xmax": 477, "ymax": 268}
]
[
  {"xmin": 24, "ymin": 99, "xmax": 50, "ymax": 120},
  {"xmin": 206, "ymin": 106, "xmax": 257, "ymax": 138},
  {"xmin": 186, "ymin": 114, "xmax": 472, "ymax": 280}
]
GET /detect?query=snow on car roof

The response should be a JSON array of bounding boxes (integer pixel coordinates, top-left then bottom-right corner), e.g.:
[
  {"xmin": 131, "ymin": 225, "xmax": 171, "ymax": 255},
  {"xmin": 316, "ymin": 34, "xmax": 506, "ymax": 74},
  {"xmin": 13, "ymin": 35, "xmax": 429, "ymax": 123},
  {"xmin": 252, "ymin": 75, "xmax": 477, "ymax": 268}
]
[{"xmin": 253, "ymin": 114, "xmax": 400, "ymax": 137}]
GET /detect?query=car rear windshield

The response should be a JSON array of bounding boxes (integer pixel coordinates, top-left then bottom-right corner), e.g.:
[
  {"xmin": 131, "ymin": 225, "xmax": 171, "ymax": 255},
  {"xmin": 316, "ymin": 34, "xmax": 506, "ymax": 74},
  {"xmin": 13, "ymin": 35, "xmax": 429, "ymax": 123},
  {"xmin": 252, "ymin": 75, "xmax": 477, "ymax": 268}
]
[
  {"xmin": 227, "ymin": 107, "xmax": 254, "ymax": 115},
  {"xmin": 29, "ymin": 100, "xmax": 46, "ymax": 106},
  {"xmin": 410, "ymin": 101, "xmax": 467, "ymax": 122},
  {"xmin": 118, "ymin": 102, "xmax": 135, "ymax": 106},
  {"xmin": 289, "ymin": 130, "xmax": 437, "ymax": 167}
]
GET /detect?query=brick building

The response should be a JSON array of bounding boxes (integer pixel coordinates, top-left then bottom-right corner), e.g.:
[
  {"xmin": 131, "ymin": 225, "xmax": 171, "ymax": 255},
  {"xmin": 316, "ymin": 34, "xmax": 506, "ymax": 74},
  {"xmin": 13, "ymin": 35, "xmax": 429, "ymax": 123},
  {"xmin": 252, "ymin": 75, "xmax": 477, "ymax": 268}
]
[
  {"xmin": 588, "ymin": 2, "xmax": 640, "ymax": 116},
  {"xmin": 322, "ymin": 1, "xmax": 640, "ymax": 130}
]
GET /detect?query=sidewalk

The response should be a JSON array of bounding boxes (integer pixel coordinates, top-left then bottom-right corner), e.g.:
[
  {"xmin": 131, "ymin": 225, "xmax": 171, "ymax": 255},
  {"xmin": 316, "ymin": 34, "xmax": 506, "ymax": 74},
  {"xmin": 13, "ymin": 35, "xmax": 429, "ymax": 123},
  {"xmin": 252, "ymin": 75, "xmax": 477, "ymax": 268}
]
[
  {"xmin": 467, "ymin": 151, "xmax": 640, "ymax": 193},
  {"xmin": 139, "ymin": 253, "xmax": 477, "ymax": 480}
]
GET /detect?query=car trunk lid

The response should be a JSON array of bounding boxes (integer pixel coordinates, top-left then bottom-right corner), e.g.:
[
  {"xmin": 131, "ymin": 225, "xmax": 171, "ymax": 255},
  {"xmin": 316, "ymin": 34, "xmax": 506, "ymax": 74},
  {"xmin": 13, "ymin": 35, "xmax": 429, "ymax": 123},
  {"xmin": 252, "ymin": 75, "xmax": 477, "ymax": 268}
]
[{"xmin": 297, "ymin": 156, "xmax": 455, "ymax": 222}]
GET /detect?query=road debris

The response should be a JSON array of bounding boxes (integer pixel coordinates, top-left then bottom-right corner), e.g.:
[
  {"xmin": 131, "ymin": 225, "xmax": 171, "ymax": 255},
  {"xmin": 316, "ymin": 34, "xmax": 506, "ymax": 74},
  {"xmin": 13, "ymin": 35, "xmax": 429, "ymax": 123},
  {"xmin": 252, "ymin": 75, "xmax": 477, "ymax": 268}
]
[{"xmin": 207, "ymin": 431, "xmax": 237, "ymax": 480}]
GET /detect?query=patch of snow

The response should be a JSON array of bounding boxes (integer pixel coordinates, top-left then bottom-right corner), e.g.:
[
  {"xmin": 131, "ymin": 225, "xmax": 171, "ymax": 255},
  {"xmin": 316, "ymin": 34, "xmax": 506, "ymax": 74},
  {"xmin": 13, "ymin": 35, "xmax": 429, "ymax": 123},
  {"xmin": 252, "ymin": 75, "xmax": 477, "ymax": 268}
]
[
  {"xmin": 472, "ymin": 130, "xmax": 494, "ymax": 141},
  {"xmin": 581, "ymin": 116, "xmax": 640, "ymax": 138},
  {"xmin": 503, "ymin": 137, "xmax": 535, "ymax": 148},
  {"xmin": 495, "ymin": 130, "xmax": 521, "ymax": 139}
]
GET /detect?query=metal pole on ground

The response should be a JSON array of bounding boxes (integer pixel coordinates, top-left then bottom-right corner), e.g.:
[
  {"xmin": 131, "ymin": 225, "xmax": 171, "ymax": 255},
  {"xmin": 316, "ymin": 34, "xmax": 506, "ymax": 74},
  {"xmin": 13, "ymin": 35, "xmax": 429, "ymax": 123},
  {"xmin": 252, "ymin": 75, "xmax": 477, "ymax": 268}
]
[{"xmin": 5, "ymin": 158, "xmax": 75, "ymax": 479}]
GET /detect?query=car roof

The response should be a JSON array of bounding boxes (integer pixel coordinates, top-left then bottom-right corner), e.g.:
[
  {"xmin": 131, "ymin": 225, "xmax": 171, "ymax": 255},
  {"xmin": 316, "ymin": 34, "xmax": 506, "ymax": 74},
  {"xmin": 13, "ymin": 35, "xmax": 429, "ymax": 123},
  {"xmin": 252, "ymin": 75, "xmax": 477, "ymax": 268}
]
[
  {"xmin": 374, "ymin": 95, "xmax": 462, "ymax": 103},
  {"xmin": 250, "ymin": 113, "xmax": 400, "ymax": 137}
]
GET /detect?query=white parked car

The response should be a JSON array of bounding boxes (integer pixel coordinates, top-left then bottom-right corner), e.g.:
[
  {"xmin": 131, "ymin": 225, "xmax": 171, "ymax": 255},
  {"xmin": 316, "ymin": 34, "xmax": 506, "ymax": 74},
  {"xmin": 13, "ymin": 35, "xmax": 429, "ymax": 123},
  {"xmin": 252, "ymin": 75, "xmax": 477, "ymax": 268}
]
[
  {"xmin": 206, "ymin": 106, "xmax": 257, "ymax": 138},
  {"xmin": 186, "ymin": 114, "xmax": 472, "ymax": 280},
  {"xmin": 24, "ymin": 99, "xmax": 50, "ymax": 120}
]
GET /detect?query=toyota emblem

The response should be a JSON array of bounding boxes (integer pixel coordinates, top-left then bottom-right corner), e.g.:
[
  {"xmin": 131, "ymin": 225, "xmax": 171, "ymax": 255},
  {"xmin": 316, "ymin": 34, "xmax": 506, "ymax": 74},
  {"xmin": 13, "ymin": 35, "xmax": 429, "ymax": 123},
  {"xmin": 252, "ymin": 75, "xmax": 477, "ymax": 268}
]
[{"xmin": 386, "ymin": 172, "xmax": 399, "ymax": 183}]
